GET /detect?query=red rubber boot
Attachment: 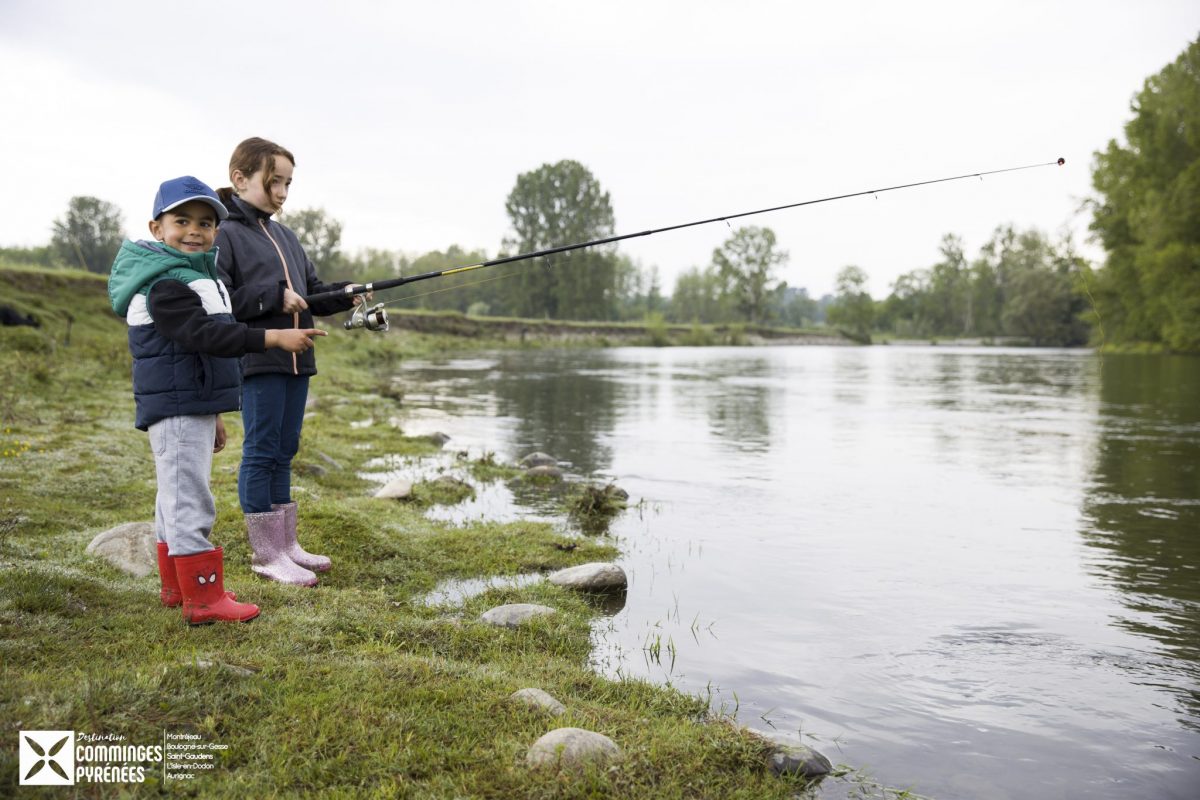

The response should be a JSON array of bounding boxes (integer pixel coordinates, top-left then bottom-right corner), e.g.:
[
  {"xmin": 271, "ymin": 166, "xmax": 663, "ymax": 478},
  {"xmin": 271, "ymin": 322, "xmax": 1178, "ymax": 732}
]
[
  {"xmin": 174, "ymin": 547, "xmax": 260, "ymax": 625},
  {"xmin": 157, "ymin": 542, "xmax": 235, "ymax": 608},
  {"xmin": 157, "ymin": 542, "xmax": 183, "ymax": 607}
]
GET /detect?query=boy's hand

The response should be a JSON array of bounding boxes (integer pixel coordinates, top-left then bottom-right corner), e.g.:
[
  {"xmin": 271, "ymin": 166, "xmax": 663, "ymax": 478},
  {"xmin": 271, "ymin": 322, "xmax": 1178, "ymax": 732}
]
[
  {"xmin": 282, "ymin": 288, "xmax": 309, "ymax": 314},
  {"xmin": 349, "ymin": 284, "xmax": 374, "ymax": 306},
  {"xmin": 266, "ymin": 328, "xmax": 327, "ymax": 353},
  {"xmin": 214, "ymin": 415, "xmax": 227, "ymax": 454}
]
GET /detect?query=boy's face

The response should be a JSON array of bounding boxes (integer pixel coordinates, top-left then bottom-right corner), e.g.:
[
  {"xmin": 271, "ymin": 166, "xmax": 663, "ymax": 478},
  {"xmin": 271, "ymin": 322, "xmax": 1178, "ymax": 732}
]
[{"xmin": 148, "ymin": 200, "xmax": 219, "ymax": 253}]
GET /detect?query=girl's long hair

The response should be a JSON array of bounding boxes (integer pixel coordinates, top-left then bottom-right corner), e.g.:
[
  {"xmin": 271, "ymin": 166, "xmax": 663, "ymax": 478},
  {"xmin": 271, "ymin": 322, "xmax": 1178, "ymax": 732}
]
[{"xmin": 216, "ymin": 137, "xmax": 296, "ymax": 205}]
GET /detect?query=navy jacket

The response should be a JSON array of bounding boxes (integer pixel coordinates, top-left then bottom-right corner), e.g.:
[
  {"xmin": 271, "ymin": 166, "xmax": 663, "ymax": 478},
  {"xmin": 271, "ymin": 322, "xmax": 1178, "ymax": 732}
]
[{"xmin": 214, "ymin": 195, "xmax": 356, "ymax": 377}]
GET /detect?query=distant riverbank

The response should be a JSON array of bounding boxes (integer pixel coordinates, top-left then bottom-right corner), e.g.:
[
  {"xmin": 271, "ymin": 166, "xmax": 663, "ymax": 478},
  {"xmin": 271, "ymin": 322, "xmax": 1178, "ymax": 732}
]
[{"xmin": 386, "ymin": 308, "xmax": 852, "ymax": 347}]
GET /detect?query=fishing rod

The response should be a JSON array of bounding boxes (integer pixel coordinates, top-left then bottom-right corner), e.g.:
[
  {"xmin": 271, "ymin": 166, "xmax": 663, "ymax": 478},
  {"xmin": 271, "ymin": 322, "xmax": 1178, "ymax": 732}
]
[{"xmin": 312, "ymin": 157, "xmax": 1065, "ymax": 332}]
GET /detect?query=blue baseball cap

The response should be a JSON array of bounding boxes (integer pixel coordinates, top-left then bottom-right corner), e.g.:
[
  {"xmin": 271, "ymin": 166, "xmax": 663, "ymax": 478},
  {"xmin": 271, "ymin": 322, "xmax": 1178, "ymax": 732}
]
[{"xmin": 152, "ymin": 176, "xmax": 228, "ymax": 221}]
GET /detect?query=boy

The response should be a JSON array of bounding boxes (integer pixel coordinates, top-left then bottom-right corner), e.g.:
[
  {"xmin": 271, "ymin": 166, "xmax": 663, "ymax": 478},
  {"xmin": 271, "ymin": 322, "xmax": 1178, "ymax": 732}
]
[{"xmin": 107, "ymin": 176, "xmax": 326, "ymax": 625}]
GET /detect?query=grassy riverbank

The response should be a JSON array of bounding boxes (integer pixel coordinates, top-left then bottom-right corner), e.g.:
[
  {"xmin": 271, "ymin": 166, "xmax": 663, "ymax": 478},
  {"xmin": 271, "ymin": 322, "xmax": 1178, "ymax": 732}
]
[{"xmin": 0, "ymin": 265, "xmax": 829, "ymax": 798}]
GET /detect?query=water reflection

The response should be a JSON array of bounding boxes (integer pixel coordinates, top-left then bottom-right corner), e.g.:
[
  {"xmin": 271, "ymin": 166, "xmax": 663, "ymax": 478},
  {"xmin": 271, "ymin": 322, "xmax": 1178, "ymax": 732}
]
[
  {"xmin": 394, "ymin": 346, "xmax": 1200, "ymax": 799},
  {"xmin": 488, "ymin": 351, "xmax": 620, "ymax": 475},
  {"xmin": 702, "ymin": 355, "xmax": 775, "ymax": 454},
  {"xmin": 1081, "ymin": 355, "xmax": 1200, "ymax": 727}
]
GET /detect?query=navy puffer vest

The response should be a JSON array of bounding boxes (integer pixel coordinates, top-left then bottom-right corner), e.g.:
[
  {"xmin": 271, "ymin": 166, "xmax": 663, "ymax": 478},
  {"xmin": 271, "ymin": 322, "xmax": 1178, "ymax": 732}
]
[{"xmin": 110, "ymin": 241, "xmax": 243, "ymax": 430}]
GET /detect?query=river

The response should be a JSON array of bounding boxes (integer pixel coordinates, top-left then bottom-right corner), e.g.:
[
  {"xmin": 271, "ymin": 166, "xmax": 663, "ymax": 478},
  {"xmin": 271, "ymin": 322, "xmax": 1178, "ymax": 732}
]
[{"xmin": 388, "ymin": 346, "xmax": 1200, "ymax": 799}]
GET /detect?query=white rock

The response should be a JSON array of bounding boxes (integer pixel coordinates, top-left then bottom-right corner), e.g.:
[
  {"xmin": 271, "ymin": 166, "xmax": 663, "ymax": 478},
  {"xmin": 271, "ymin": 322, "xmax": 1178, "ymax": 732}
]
[
  {"xmin": 519, "ymin": 452, "xmax": 558, "ymax": 468},
  {"xmin": 85, "ymin": 522, "xmax": 155, "ymax": 577},
  {"xmin": 548, "ymin": 562, "xmax": 627, "ymax": 591},
  {"xmin": 510, "ymin": 688, "xmax": 566, "ymax": 715},
  {"xmin": 480, "ymin": 603, "xmax": 556, "ymax": 627},
  {"xmin": 374, "ymin": 479, "xmax": 414, "ymax": 500},
  {"xmin": 526, "ymin": 727, "xmax": 621, "ymax": 769}
]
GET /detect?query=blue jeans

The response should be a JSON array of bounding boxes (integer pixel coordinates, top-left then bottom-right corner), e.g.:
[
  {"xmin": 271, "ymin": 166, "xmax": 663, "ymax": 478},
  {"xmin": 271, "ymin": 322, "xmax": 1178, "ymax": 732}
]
[{"xmin": 238, "ymin": 373, "xmax": 310, "ymax": 513}]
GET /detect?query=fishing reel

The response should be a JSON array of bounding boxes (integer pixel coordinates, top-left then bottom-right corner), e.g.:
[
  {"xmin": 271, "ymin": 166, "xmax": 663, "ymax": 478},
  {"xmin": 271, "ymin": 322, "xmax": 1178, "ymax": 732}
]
[{"xmin": 344, "ymin": 302, "xmax": 389, "ymax": 333}]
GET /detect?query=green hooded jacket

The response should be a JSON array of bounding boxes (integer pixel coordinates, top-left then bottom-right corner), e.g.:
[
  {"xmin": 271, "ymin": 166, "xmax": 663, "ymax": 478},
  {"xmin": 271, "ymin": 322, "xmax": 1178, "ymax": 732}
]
[{"xmin": 108, "ymin": 240, "xmax": 220, "ymax": 317}]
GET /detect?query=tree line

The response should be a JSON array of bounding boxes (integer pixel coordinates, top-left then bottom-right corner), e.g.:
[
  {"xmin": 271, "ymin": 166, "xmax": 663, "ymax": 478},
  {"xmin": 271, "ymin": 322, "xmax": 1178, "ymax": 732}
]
[{"xmin": 5, "ymin": 36, "xmax": 1196, "ymax": 349}]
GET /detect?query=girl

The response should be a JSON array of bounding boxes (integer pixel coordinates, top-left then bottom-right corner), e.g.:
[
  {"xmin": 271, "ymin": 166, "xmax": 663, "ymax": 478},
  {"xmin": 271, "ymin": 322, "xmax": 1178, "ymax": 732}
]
[{"xmin": 215, "ymin": 137, "xmax": 367, "ymax": 587}]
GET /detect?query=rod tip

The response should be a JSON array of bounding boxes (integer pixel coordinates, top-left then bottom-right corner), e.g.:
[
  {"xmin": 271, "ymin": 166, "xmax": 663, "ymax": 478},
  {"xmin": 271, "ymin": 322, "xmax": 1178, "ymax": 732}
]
[{"xmin": 1057, "ymin": 157, "xmax": 1066, "ymax": 166}]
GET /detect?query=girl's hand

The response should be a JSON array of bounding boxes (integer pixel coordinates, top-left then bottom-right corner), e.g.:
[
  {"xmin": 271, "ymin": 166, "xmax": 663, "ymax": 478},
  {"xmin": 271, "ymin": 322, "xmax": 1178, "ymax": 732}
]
[
  {"xmin": 349, "ymin": 285, "xmax": 374, "ymax": 306},
  {"xmin": 282, "ymin": 288, "xmax": 309, "ymax": 314},
  {"xmin": 214, "ymin": 415, "xmax": 227, "ymax": 454}
]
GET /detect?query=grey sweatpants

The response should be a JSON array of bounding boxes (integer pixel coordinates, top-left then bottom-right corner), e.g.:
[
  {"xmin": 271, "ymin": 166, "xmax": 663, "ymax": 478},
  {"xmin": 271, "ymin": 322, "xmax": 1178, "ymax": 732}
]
[{"xmin": 148, "ymin": 414, "xmax": 217, "ymax": 557}]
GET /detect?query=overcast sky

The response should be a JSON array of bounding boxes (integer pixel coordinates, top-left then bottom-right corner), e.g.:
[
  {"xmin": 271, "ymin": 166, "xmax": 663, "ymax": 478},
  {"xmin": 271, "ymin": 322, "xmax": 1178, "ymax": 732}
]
[{"xmin": 1, "ymin": 1, "xmax": 1197, "ymax": 298}]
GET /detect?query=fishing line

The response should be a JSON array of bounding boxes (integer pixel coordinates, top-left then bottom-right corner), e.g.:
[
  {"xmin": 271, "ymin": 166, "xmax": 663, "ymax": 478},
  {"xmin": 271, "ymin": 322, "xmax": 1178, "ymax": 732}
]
[
  {"xmin": 314, "ymin": 157, "xmax": 1065, "ymax": 327},
  {"xmin": 380, "ymin": 269, "xmax": 522, "ymax": 306}
]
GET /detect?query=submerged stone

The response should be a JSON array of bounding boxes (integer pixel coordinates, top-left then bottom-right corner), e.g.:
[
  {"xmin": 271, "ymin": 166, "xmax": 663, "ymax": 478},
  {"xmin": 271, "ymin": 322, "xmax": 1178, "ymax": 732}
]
[
  {"xmin": 519, "ymin": 451, "xmax": 558, "ymax": 468},
  {"xmin": 767, "ymin": 740, "xmax": 832, "ymax": 779},
  {"xmin": 523, "ymin": 465, "xmax": 564, "ymax": 481},
  {"xmin": 547, "ymin": 562, "xmax": 627, "ymax": 591},
  {"xmin": 432, "ymin": 475, "xmax": 469, "ymax": 488}
]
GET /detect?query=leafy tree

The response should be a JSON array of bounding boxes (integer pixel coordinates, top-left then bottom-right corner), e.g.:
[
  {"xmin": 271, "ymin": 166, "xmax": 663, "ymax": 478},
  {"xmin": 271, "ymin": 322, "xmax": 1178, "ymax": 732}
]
[
  {"xmin": 1001, "ymin": 256, "xmax": 1089, "ymax": 346},
  {"xmin": 502, "ymin": 160, "xmax": 617, "ymax": 320},
  {"xmin": 770, "ymin": 285, "xmax": 819, "ymax": 328},
  {"xmin": 667, "ymin": 265, "xmax": 737, "ymax": 324},
  {"xmin": 612, "ymin": 256, "xmax": 666, "ymax": 321},
  {"xmin": 398, "ymin": 245, "xmax": 491, "ymax": 312},
  {"xmin": 711, "ymin": 226, "xmax": 788, "ymax": 324},
  {"xmin": 338, "ymin": 247, "xmax": 409, "ymax": 285},
  {"xmin": 1090, "ymin": 36, "xmax": 1200, "ymax": 350},
  {"xmin": 278, "ymin": 207, "xmax": 346, "ymax": 274},
  {"xmin": 927, "ymin": 234, "xmax": 970, "ymax": 334},
  {"xmin": 877, "ymin": 269, "xmax": 929, "ymax": 337},
  {"xmin": 981, "ymin": 225, "xmax": 1089, "ymax": 345},
  {"xmin": 826, "ymin": 265, "xmax": 875, "ymax": 342},
  {"xmin": 51, "ymin": 196, "xmax": 124, "ymax": 273},
  {"xmin": 877, "ymin": 225, "xmax": 1091, "ymax": 345},
  {"xmin": 643, "ymin": 265, "xmax": 666, "ymax": 317}
]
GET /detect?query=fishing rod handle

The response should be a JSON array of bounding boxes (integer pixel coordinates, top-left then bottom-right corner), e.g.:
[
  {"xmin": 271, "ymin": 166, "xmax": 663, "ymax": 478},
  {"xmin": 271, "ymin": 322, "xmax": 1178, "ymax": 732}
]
[
  {"xmin": 305, "ymin": 269, "xmax": 439, "ymax": 304},
  {"xmin": 305, "ymin": 284, "xmax": 369, "ymax": 305}
]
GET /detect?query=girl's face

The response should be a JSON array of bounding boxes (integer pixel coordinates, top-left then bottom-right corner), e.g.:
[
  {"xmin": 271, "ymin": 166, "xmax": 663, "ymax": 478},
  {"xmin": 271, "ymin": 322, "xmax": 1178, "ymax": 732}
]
[{"xmin": 233, "ymin": 154, "xmax": 293, "ymax": 214}]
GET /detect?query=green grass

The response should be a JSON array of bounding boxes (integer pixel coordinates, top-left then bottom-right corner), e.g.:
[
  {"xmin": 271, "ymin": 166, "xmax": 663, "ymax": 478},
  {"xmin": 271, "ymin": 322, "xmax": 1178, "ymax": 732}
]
[{"xmin": 0, "ymin": 264, "xmax": 824, "ymax": 798}]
